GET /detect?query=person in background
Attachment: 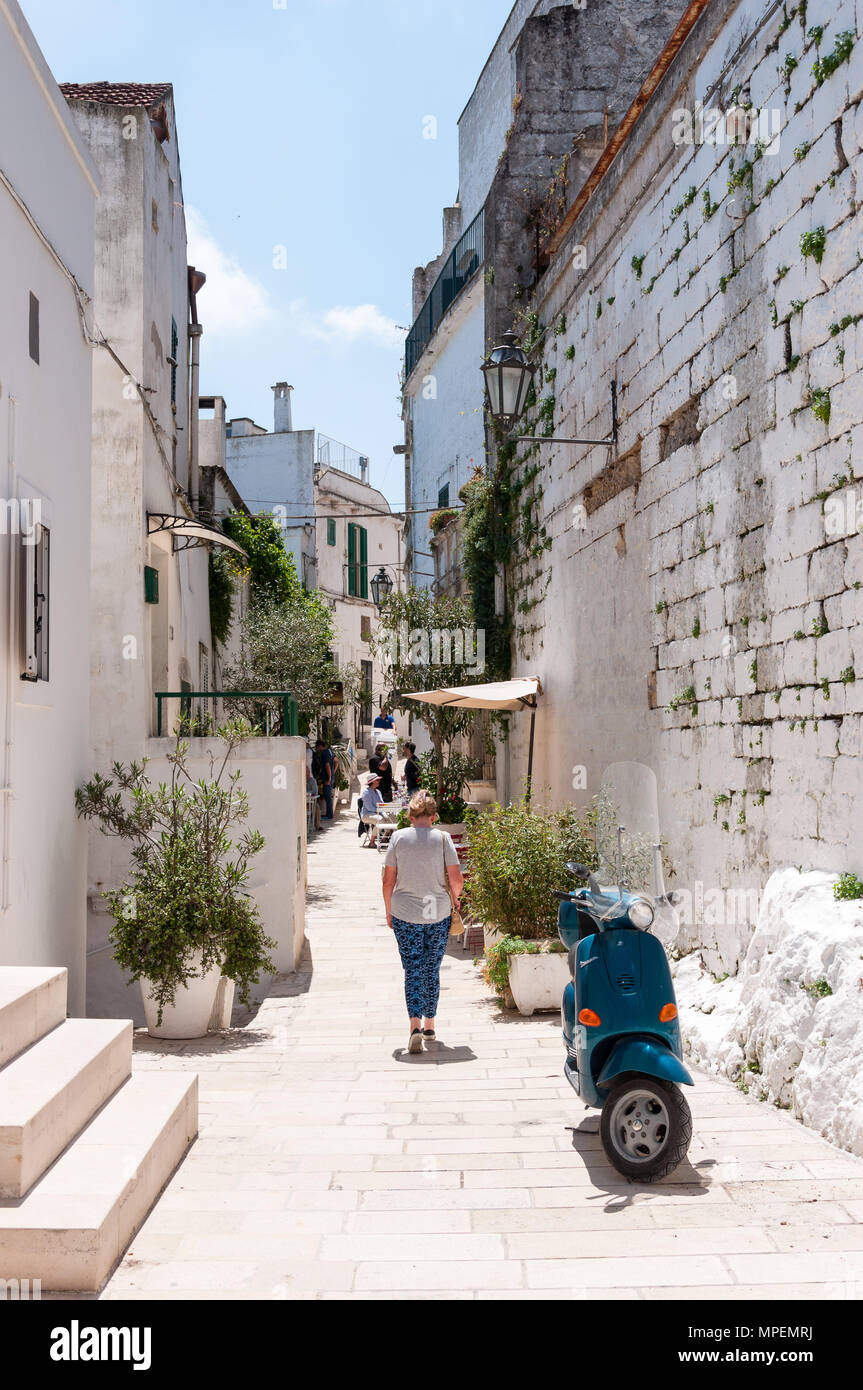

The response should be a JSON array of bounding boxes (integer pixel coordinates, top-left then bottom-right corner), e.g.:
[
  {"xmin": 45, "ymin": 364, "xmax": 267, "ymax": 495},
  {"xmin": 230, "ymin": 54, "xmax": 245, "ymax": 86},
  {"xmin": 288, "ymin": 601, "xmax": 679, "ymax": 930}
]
[
  {"xmin": 382, "ymin": 789, "xmax": 464, "ymax": 1052},
  {"xmin": 374, "ymin": 704, "xmax": 395, "ymax": 731},
  {"xmin": 375, "ymin": 746, "xmax": 394, "ymax": 802},
  {"xmin": 315, "ymin": 737, "xmax": 334, "ymax": 820},
  {"xmin": 403, "ymin": 741, "xmax": 421, "ymax": 795},
  {"xmin": 358, "ymin": 772, "xmax": 384, "ymax": 846}
]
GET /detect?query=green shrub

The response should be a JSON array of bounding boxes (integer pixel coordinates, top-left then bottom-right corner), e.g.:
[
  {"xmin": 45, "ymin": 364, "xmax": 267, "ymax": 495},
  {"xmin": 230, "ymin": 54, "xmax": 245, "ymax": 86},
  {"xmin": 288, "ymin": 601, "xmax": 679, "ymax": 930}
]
[
  {"xmin": 834, "ymin": 872, "xmax": 863, "ymax": 901},
  {"xmin": 464, "ymin": 799, "xmax": 597, "ymax": 941},
  {"xmin": 483, "ymin": 934, "xmax": 565, "ymax": 999}
]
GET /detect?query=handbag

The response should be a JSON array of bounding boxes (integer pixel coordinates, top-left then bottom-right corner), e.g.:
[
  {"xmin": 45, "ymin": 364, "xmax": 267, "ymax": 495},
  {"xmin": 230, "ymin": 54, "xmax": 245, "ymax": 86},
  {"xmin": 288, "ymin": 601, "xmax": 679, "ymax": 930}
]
[{"xmin": 441, "ymin": 835, "xmax": 465, "ymax": 937}]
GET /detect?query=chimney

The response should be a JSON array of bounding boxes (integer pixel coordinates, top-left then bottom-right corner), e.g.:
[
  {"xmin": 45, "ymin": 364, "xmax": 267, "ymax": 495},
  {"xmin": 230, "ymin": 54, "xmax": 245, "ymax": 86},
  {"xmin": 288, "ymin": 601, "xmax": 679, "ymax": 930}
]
[{"xmin": 272, "ymin": 381, "xmax": 293, "ymax": 433}]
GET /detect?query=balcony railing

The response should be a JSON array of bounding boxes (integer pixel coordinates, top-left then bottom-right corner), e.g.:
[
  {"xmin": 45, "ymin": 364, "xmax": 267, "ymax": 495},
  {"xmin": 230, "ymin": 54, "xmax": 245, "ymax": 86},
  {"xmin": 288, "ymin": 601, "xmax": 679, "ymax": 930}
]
[
  {"xmin": 155, "ymin": 690, "xmax": 299, "ymax": 738},
  {"xmin": 316, "ymin": 434, "xmax": 369, "ymax": 483},
  {"xmin": 405, "ymin": 207, "xmax": 484, "ymax": 378}
]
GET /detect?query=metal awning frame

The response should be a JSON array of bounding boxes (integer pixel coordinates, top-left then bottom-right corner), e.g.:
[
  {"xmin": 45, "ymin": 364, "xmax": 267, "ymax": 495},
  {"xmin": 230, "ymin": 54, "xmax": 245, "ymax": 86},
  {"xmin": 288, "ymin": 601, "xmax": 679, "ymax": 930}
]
[{"xmin": 147, "ymin": 512, "xmax": 247, "ymax": 558}]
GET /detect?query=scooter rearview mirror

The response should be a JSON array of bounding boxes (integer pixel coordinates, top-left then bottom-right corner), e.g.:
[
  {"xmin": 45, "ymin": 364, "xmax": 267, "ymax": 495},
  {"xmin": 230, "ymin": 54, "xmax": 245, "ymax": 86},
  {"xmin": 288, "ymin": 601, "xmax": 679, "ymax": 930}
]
[{"xmin": 566, "ymin": 861, "xmax": 590, "ymax": 878}]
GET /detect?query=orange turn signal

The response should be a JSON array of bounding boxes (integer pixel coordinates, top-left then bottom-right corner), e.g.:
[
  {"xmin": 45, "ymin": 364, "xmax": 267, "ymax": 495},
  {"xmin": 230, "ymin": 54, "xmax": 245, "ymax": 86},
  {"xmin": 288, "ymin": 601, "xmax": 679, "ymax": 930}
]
[
  {"xmin": 578, "ymin": 1008, "xmax": 601, "ymax": 1027},
  {"xmin": 659, "ymin": 1003, "xmax": 678, "ymax": 1022}
]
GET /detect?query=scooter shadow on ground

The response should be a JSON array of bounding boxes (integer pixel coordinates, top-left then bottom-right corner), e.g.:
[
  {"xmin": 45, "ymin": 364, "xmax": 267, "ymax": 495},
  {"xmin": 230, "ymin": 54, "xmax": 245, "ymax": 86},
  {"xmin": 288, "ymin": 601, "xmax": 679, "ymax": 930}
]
[{"xmin": 566, "ymin": 1112, "xmax": 715, "ymax": 1208}]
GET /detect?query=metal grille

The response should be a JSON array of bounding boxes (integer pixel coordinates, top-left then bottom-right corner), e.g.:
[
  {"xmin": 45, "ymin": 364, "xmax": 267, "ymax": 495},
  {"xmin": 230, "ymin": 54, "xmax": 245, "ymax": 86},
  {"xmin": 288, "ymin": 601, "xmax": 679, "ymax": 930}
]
[{"xmin": 616, "ymin": 974, "xmax": 636, "ymax": 993}]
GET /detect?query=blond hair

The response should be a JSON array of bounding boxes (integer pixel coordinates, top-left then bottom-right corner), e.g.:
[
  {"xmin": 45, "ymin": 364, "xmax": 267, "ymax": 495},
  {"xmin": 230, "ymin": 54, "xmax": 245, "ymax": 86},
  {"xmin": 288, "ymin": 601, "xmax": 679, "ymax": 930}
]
[{"xmin": 408, "ymin": 789, "xmax": 437, "ymax": 820}]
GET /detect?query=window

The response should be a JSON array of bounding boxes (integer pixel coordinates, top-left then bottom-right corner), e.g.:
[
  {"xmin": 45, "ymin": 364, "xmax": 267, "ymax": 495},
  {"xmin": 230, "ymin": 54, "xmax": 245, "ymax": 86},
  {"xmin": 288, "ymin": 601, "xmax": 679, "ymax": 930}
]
[
  {"xmin": 144, "ymin": 565, "xmax": 159, "ymax": 604},
  {"xmin": 360, "ymin": 614, "xmax": 371, "ymax": 642},
  {"xmin": 327, "ymin": 517, "xmax": 336, "ymax": 546},
  {"xmin": 361, "ymin": 659, "xmax": 373, "ymax": 726},
  {"xmin": 437, "ymin": 482, "xmax": 450, "ymax": 509},
  {"xmin": 347, "ymin": 522, "xmax": 368, "ymax": 599},
  {"xmin": 22, "ymin": 523, "xmax": 49, "ymax": 681},
  {"xmin": 28, "ymin": 293, "xmax": 39, "ymax": 364}
]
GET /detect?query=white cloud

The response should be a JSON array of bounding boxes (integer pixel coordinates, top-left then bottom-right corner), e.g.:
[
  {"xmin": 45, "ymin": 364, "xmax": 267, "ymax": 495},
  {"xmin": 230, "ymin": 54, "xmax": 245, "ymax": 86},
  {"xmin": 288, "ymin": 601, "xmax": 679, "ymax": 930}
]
[
  {"xmin": 185, "ymin": 207, "xmax": 273, "ymax": 339},
  {"xmin": 290, "ymin": 299, "xmax": 403, "ymax": 351}
]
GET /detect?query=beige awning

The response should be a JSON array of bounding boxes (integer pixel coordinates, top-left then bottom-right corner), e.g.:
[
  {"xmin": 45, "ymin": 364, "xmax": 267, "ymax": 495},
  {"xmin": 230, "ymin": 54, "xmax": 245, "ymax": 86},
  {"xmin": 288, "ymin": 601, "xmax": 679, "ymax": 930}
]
[
  {"xmin": 402, "ymin": 676, "xmax": 542, "ymax": 711},
  {"xmin": 147, "ymin": 513, "xmax": 247, "ymax": 557}
]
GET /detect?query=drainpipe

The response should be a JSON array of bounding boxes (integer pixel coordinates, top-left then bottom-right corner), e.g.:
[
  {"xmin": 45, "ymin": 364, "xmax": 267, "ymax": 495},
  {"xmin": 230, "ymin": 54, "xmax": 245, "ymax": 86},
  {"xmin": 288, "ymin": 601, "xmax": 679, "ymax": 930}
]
[
  {"xmin": 188, "ymin": 322, "xmax": 203, "ymax": 514},
  {"xmin": 187, "ymin": 265, "xmax": 206, "ymax": 516}
]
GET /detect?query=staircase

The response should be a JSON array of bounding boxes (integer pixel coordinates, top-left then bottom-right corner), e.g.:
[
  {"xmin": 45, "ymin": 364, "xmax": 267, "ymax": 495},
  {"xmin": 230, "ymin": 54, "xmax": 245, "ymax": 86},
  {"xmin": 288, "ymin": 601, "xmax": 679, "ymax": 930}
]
[{"xmin": 0, "ymin": 966, "xmax": 197, "ymax": 1291}]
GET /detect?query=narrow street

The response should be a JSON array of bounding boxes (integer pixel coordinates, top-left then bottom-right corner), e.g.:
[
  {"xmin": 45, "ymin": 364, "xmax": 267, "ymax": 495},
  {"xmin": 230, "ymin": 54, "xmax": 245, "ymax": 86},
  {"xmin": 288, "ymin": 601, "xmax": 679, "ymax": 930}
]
[{"xmin": 89, "ymin": 813, "xmax": 863, "ymax": 1301}]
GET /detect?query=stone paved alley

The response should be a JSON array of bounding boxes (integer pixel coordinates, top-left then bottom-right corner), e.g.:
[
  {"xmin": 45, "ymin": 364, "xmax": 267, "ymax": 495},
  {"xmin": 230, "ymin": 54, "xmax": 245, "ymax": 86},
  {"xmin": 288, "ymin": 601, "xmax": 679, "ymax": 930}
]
[{"xmin": 97, "ymin": 814, "xmax": 863, "ymax": 1300}]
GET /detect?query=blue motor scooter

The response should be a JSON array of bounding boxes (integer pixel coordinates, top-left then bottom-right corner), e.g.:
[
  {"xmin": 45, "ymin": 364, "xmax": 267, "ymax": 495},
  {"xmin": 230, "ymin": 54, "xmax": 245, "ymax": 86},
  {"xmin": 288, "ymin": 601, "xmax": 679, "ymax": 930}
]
[{"xmin": 556, "ymin": 762, "xmax": 693, "ymax": 1181}]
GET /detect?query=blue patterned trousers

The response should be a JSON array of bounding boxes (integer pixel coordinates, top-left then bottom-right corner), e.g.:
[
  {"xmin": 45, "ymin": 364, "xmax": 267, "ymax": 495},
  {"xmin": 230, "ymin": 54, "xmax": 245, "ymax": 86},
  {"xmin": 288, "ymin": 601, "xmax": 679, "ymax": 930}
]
[{"xmin": 391, "ymin": 917, "xmax": 450, "ymax": 1019}]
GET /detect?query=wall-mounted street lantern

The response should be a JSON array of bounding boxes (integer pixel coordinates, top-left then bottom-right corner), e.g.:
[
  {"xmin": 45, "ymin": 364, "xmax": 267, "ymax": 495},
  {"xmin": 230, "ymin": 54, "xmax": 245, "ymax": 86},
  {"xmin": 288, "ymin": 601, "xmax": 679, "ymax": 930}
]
[
  {"xmin": 479, "ymin": 331, "xmax": 537, "ymax": 430},
  {"xmin": 370, "ymin": 566, "xmax": 394, "ymax": 610},
  {"xmin": 481, "ymin": 330, "xmax": 617, "ymax": 450}
]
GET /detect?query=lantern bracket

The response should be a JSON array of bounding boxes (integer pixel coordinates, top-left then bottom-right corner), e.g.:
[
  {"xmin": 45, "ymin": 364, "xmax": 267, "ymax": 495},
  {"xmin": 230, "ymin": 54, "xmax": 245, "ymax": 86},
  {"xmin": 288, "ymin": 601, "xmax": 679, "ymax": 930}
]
[{"xmin": 512, "ymin": 380, "xmax": 618, "ymax": 450}]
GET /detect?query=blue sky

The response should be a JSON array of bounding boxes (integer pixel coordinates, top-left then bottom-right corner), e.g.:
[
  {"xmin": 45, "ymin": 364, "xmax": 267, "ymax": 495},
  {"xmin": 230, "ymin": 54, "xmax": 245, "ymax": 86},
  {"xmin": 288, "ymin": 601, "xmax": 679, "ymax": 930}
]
[{"xmin": 25, "ymin": 0, "xmax": 513, "ymax": 509}]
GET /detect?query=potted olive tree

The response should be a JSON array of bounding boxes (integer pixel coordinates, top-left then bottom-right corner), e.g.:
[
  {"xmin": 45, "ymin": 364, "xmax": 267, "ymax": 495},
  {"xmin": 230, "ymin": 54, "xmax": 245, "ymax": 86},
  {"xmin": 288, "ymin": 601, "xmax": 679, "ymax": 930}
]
[
  {"xmin": 76, "ymin": 720, "xmax": 276, "ymax": 1039},
  {"xmin": 465, "ymin": 800, "xmax": 597, "ymax": 1015}
]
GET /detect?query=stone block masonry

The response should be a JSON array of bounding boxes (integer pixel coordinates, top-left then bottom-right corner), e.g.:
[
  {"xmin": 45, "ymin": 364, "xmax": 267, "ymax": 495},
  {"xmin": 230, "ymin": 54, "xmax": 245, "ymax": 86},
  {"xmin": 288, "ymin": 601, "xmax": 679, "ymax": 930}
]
[{"xmin": 507, "ymin": 0, "xmax": 863, "ymax": 973}]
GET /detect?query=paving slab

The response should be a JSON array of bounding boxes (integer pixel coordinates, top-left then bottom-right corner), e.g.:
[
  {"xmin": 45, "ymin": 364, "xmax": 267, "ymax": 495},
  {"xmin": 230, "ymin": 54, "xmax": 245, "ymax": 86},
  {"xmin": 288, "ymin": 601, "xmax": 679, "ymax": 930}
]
[{"xmin": 97, "ymin": 812, "xmax": 863, "ymax": 1300}]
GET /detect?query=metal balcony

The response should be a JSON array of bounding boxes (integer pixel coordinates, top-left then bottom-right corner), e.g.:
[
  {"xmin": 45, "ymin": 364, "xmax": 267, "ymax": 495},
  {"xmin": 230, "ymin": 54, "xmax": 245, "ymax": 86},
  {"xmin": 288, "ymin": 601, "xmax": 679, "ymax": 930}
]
[{"xmin": 405, "ymin": 208, "xmax": 484, "ymax": 378}]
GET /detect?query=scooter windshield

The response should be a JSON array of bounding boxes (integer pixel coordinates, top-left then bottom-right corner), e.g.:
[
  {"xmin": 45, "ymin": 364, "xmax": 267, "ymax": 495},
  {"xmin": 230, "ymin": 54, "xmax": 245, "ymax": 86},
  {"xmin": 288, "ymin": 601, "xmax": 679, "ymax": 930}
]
[{"xmin": 594, "ymin": 762, "xmax": 667, "ymax": 922}]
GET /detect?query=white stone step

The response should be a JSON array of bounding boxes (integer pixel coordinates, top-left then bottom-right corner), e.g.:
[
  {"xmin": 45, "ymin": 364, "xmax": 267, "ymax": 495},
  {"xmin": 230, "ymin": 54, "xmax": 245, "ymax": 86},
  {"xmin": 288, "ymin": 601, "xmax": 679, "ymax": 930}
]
[
  {"xmin": 0, "ymin": 1018, "xmax": 132, "ymax": 1198},
  {"xmin": 0, "ymin": 1071, "xmax": 198, "ymax": 1291},
  {"xmin": 0, "ymin": 967, "xmax": 67, "ymax": 1068}
]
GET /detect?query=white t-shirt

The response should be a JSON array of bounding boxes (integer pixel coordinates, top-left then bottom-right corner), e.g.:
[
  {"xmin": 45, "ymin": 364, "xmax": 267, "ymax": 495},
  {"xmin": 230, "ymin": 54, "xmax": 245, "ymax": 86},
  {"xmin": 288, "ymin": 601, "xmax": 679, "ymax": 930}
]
[{"xmin": 385, "ymin": 826, "xmax": 459, "ymax": 925}]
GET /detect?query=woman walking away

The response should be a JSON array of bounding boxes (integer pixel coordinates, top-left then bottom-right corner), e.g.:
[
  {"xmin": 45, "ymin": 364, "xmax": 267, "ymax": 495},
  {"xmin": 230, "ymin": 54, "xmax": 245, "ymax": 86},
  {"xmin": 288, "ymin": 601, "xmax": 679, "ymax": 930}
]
[{"xmin": 382, "ymin": 790, "xmax": 464, "ymax": 1053}]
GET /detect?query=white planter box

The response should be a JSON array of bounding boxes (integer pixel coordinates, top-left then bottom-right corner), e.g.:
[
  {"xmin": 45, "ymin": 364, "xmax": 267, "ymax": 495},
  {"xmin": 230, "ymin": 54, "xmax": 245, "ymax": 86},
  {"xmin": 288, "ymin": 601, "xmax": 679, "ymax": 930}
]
[
  {"xmin": 141, "ymin": 951, "xmax": 223, "ymax": 1039},
  {"xmin": 508, "ymin": 951, "xmax": 570, "ymax": 1017}
]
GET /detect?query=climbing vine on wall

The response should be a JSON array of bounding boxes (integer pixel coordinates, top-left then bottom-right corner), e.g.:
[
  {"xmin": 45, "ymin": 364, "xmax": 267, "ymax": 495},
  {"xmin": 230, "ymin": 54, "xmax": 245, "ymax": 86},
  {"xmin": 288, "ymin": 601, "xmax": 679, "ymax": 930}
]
[{"xmin": 460, "ymin": 317, "xmax": 558, "ymax": 676}]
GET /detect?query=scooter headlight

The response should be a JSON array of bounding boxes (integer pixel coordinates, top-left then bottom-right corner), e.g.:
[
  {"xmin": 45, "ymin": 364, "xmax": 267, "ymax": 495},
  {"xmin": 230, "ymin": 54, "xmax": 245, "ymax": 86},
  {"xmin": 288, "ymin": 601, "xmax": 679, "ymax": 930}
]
[{"xmin": 628, "ymin": 898, "xmax": 655, "ymax": 930}]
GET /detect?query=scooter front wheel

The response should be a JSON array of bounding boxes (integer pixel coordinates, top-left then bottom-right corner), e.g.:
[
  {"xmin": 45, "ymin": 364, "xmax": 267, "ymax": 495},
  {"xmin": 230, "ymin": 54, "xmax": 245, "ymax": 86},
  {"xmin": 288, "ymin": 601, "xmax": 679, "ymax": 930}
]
[{"xmin": 600, "ymin": 1078, "xmax": 692, "ymax": 1182}]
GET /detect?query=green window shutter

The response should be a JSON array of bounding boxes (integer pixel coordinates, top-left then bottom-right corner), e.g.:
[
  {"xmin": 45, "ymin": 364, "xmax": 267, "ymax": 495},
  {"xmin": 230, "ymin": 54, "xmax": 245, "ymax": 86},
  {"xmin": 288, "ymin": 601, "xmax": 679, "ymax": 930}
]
[
  {"xmin": 359, "ymin": 526, "xmax": 368, "ymax": 599},
  {"xmin": 327, "ymin": 517, "xmax": 336, "ymax": 546},
  {"xmin": 438, "ymin": 483, "xmax": 450, "ymax": 508},
  {"xmin": 347, "ymin": 523, "xmax": 357, "ymax": 597},
  {"xmin": 144, "ymin": 565, "xmax": 159, "ymax": 604}
]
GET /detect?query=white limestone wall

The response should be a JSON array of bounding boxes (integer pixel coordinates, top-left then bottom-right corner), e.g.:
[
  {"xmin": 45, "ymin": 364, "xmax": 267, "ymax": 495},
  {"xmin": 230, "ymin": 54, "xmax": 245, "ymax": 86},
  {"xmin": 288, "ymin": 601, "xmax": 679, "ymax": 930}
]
[
  {"xmin": 511, "ymin": 0, "xmax": 863, "ymax": 972},
  {"xmin": 405, "ymin": 282, "xmax": 486, "ymax": 588},
  {"xmin": 87, "ymin": 736, "xmax": 307, "ymax": 1023},
  {"xmin": 0, "ymin": 0, "xmax": 98, "ymax": 1015}
]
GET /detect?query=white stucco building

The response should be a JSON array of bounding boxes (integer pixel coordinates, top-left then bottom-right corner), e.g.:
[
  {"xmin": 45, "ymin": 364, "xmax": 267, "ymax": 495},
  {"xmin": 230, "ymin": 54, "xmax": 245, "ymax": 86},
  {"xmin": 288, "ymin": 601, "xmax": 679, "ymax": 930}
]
[
  {"xmin": 221, "ymin": 382, "xmax": 404, "ymax": 745},
  {"xmin": 314, "ymin": 465, "xmax": 404, "ymax": 746},
  {"xmin": 59, "ymin": 82, "xmax": 275, "ymax": 1016},
  {"xmin": 0, "ymin": 0, "xmax": 98, "ymax": 1015}
]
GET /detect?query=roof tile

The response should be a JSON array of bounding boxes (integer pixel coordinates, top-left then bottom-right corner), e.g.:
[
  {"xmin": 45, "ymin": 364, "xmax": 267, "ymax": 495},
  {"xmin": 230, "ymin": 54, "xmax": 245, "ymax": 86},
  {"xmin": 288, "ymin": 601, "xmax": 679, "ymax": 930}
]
[{"xmin": 59, "ymin": 82, "xmax": 172, "ymax": 106}]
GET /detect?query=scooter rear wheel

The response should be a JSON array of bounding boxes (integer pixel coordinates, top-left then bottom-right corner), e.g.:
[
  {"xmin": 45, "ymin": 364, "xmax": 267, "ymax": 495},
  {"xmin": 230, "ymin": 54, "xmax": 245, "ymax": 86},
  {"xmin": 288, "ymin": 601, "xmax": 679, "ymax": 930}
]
[{"xmin": 600, "ymin": 1078, "xmax": 692, "ymax": 1182}]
